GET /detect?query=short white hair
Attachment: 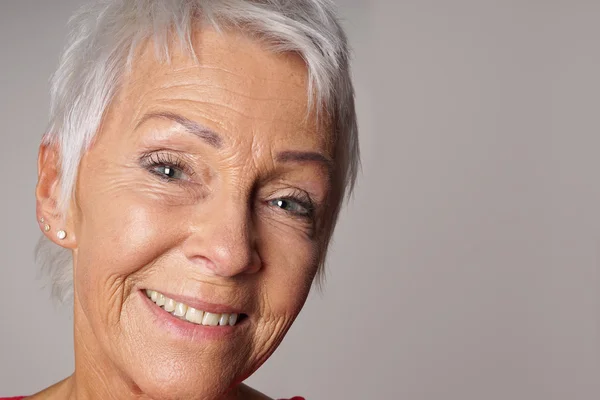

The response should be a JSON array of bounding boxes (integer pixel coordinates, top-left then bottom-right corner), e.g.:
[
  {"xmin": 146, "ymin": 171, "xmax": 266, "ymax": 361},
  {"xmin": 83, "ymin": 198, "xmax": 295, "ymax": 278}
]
[{"xmin": 36, "ymin": 0, "xmax": 359, "ymax": 303}]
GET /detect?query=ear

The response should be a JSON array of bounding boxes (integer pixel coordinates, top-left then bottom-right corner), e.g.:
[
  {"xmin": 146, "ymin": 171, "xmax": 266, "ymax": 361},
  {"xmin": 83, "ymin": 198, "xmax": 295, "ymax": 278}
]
[{"xmin": 35, "ymin": 142, "xmax": 77, "ymax": 249}]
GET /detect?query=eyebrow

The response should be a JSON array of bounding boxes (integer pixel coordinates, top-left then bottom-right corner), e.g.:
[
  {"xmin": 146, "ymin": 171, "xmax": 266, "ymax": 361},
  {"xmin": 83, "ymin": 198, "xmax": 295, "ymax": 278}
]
[
  {"xmin": 136, "ymin": 111, "xmax": 332, "ymax": 170},
  {"xmin": 276, "ymin": 150, "xmax": 333, "ymax": 170},
  {"xmin": 136, "ymin": 111, "xmax": 223, "ymax": 148}
]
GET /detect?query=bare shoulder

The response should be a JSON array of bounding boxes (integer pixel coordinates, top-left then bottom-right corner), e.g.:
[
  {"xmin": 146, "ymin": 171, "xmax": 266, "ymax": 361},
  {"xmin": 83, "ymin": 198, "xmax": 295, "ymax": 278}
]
[{"xmin": 238, "ymin": 383, "xmax": 274, "ymax": 400}]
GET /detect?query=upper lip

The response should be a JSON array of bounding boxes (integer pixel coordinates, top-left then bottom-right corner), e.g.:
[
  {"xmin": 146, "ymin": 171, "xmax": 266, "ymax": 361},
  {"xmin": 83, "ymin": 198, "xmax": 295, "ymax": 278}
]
[{"xmin": 144, "ymin": 289, "xmax": 246, "ymax": 315}]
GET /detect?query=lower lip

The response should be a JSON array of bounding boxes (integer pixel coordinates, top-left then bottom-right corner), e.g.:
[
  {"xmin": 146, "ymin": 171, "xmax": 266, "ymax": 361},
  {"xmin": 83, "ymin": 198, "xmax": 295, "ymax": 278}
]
[{"xmin": 138, "ymin": 290, "xmax": 245, "ymax": 341}]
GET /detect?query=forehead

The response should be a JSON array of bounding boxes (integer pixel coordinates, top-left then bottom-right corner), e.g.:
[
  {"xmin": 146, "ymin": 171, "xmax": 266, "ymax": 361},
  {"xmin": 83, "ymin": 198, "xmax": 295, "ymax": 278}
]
[{"xmin": 113, "ymin": 26, "xmax": 331, "ymax": 152}]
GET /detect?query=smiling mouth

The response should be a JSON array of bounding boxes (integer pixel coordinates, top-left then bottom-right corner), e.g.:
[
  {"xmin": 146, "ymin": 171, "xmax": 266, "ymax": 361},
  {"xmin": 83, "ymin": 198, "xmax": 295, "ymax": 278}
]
[{"xmin": 144, "ymin": 289, "xmax": 247, "ymax": 327}]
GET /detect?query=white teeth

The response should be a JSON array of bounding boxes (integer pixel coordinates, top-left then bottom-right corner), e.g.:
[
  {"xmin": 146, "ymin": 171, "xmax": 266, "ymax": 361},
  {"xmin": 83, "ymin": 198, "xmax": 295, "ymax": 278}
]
[
  {"xmin": 202, "ymin": 312, "xmax": 220, "ymax": 326},
  {"xmin": 219, "ymin": 313, "xmax": 230, "ymax": 326},
  {"xmin": 185, "ymin": 307, "xmax": 204, "ymax": 324},
  {"xmin": 145, "ymin": 290, "xmax": 240, "ymax": 327},
  {"xmin": 164, "ymin": 298, "xmax": 176, "ymax": 313},
  {"xmin": 174, "ymin": 302, "xmax": 187, "ymax": 317}
]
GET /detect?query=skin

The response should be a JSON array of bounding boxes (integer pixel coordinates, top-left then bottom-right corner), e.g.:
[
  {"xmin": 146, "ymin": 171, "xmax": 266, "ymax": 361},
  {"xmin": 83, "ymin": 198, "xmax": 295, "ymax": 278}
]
[{"xmin": 33, "ymin": 27, "xmax": 333, "ymax": 400}]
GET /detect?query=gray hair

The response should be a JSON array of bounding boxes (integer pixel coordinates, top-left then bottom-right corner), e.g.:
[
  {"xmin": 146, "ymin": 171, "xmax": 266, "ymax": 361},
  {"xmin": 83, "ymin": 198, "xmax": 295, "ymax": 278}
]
[{"xmin": 36, "ymin": 0, "xmax": 359, "ymax": 303}]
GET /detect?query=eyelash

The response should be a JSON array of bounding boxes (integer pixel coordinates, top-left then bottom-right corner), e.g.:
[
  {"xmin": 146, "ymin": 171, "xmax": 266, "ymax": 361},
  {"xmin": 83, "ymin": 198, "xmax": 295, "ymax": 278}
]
[
  {"xmin": 139, "ymin": 151, "xmax": 316, "ymax": 220},
  {"xmin": 269, "ymin": 189, "xmax": 316, "ymax": 220},
  {"xmin": 140, "ymin": 152, "xmax": 195, "ymax": 183}
]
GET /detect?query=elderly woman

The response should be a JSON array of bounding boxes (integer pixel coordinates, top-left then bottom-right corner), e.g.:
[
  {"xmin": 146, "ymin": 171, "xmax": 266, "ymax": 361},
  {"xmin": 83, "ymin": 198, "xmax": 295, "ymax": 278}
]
[{"xmin": 3, "ymin": 0, "xmax": 358, "ymax": 399}]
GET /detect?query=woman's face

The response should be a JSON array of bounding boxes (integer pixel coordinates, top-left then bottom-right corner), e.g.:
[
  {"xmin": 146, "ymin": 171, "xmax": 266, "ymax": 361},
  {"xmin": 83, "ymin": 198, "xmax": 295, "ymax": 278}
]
[{"xmin": 60, "ymin": 28, "xmax": 332, "ymax": 399}]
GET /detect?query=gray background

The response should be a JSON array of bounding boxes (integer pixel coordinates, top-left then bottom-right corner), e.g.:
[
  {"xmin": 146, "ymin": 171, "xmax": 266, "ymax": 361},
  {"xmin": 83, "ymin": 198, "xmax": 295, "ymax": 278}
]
[{"xmin": 0, "ymin": 1, "xmax": 598, "ymax": 399}]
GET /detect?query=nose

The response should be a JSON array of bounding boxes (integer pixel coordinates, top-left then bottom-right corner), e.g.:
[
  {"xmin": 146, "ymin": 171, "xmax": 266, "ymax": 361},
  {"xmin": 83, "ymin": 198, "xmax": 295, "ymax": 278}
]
[{"xmin": 182, "ymin": 194, "xmax": 261, "ymax": 278}]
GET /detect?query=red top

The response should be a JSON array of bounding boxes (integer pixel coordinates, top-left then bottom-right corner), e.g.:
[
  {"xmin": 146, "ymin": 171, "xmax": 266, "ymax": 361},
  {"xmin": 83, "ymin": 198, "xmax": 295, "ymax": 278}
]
[{"xmin": 2, "ymin": 397, "xmax": 304, "ymax": 400}]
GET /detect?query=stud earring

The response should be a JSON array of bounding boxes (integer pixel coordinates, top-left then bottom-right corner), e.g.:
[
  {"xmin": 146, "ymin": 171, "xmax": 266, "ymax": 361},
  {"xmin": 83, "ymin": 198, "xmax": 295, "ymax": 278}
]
[
  {"xmin": 57, "ymin": 230, "xmax": 67, "ymax": 240},
  {"xmin": 40, "ymin": 217, "xmax": 51, "ymax": 232}
]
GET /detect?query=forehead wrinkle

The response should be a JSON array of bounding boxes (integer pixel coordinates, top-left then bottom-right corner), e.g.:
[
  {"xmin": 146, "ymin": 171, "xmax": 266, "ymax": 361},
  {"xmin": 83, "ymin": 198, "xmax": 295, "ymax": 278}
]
[
  {"xmin": 131, "ymin": 72, "xmax": 309, "ymax": 118},
  {"xmin": 127, "ymin": 26, "xmax": 311, "ymax": 94},
  {"xmin": 138, "ymin": 95, "xmax": 315, "ymax": 133},
  {"xmin": 170, "ymin": 63, "xmax": 307, "ymax": 89},
  {"xmin": 151, "ymin": 81, "xmax": 308, "ymax": 108},
  {"xmin": 123, "ymin": 92, "xmax": 327, "ymax": 158},
  {"xmin": 141, "ymin": 63, "xmax": 309, "ymax": 107},
  {"xmin": 124, "ymin": 42, "xmax": 314, "ymax": 128},
  {"xmin": 199, "ymin": 84, "xmax": 307, "ymax": 106},
  {"xmin": 133, "ymin": 35, "xmax": 309, "ymax": 89},
  {"xmin": 118, "ymin": 28, "xmax": 330, "ymax": 156}
]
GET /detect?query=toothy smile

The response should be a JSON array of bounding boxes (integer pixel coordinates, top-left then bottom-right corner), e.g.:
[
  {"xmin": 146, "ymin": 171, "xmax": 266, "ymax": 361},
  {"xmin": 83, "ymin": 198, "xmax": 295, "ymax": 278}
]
[{"xmin": 144, "ymin": 290, "xmax": 243, "ymax": 326}]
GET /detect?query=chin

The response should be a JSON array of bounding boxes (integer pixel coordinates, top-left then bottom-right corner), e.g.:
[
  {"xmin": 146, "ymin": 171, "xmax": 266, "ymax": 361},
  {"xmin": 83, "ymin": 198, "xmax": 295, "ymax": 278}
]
[
  {"xmin": 108, "ymin": 295, "xmax": 255, "ymax": 400},
  {"xmin": 124, "ymin": 355, "xmax": 241, "ymax": 400}
]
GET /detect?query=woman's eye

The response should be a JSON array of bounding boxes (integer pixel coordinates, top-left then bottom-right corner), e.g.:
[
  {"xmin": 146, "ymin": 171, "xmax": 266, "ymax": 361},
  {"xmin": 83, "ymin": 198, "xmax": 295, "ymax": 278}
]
[
  {"xmin": 139, "ymin": 152, "xmax": 194, "ymax": 183},
  {"xmin": 152, "ymin": 165, "xmax": 186, "ymax": 180},
  {"xmin": 269, "ymin": 198, "xmax": 311, "ymax": 217}
]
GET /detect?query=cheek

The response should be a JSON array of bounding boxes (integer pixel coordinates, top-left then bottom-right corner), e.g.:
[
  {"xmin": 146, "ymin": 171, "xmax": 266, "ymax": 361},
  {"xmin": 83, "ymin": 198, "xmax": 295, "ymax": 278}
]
[
  {"xmin": 258, "ymin": 222, "xmax": 319, "ymax": 317},
  {"xmin": 74, "ymin": 190, "xmax": 182, "ymax": 309}
]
